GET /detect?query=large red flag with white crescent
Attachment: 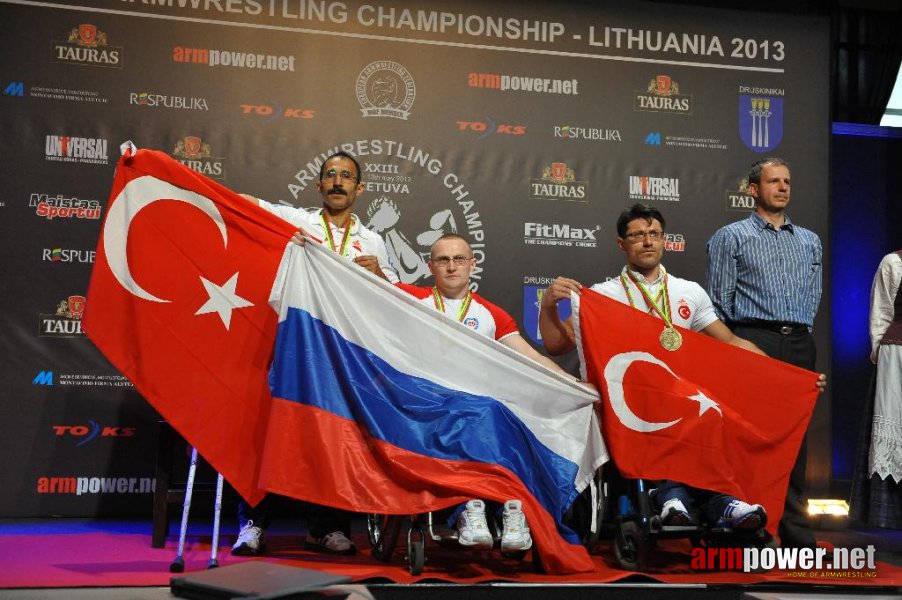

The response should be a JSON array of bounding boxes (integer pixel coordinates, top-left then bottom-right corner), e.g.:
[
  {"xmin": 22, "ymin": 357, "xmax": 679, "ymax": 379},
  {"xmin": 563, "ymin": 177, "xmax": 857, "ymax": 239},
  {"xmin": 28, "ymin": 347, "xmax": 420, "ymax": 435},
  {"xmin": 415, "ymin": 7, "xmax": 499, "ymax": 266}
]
[
  {"xmin": 82, "ymin": 146, "xmax": 297, "ymax": 505},
  {"xmin": 574, "ymin": 288, "xmax": 819, "ymax": 535}
]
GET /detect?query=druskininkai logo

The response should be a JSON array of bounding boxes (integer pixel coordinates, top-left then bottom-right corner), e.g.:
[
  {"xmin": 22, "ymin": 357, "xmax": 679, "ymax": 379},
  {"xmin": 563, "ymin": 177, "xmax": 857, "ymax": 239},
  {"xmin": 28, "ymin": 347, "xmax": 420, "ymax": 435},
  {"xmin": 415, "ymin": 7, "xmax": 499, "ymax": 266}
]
[{"xmin": 692, "ymin": 545, "xmax": 878, "ymax": 578}]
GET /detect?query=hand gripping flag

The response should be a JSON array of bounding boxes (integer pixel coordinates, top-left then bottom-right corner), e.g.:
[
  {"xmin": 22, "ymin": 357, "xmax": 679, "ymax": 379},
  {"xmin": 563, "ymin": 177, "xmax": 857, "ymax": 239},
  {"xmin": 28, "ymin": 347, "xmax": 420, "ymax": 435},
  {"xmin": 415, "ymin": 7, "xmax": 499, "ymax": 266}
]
[
  {"xmin": 82, "ymin": 146, "xmax": 297, "ymax": 505},
  {"xmin": 259, "ymin": 241, "xmax": 607, "ymax": 574},
  {"xmin": 574, "ymin": 288, "xmax": 818, "ymax": 535}
]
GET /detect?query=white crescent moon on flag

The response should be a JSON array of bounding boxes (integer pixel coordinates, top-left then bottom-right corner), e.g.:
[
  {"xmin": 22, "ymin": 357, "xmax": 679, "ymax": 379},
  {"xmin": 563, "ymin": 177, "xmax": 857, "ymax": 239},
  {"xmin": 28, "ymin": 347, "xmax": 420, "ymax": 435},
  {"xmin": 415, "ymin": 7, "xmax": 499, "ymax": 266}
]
[
  {"xmin": 103, "ymin": 175, "xmax": 227, "ymax": 302},
  {"xmin": 604, "ymin": 351, "xmax": 684, "ymax": 433}
]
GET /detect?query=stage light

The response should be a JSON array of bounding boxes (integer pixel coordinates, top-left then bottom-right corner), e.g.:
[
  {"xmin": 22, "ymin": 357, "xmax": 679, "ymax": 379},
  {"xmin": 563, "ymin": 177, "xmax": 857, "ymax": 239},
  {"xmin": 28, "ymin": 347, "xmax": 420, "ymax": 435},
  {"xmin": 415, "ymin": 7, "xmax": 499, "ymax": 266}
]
[{"xmin": 807, "ymin": 499, "xmax": 850, "ymax": 530}]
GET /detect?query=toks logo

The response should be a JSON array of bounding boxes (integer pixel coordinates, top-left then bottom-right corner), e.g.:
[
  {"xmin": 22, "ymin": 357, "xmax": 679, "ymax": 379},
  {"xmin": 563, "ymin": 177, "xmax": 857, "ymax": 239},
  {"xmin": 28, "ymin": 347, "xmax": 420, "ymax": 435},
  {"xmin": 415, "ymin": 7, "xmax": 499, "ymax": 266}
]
[
  {"xmin": 529, "ymin": 162, "xmax": 588, "ymax": 202},
  {"xmin": 240, "ymin": 103, "xmax": 315, "ymax": 122},
  {"xmin": 634, "ymin": 75, "xmax": 692, "ymax": 114},
  {"xmin": 53, "ymin": 24, "xmax": 122, "ymax": 68},
  {"xmin": 53, "ymin": 422, "xmax": 136, "ymax": 446},
  {"xmin": 171, "ymin": 136, "xmax": 226, "ymax": 180},
  {"xmin": 457, "ymin": 118, "xmax": 526, "ymax": 138}
]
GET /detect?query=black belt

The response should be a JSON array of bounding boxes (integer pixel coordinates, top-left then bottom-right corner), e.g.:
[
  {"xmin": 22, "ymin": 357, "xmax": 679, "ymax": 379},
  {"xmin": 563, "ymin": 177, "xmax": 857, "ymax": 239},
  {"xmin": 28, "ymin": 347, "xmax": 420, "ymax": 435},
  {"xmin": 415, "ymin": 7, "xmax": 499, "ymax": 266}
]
[{"xmin": 737, "ymin": 321, "xmax": 809, "ymax": 335}]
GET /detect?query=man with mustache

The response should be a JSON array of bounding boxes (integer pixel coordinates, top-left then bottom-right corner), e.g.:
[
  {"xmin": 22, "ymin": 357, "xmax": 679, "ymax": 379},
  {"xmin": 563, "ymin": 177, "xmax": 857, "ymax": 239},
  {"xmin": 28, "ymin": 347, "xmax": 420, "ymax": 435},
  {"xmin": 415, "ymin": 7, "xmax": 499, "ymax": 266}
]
[
  {"xmin": 706, "ymin": 157, "xmax": 823, "ymax": 550},
  {"xmin": 233, "ymin": 150, "xmax": 399, "ymax": 556}
]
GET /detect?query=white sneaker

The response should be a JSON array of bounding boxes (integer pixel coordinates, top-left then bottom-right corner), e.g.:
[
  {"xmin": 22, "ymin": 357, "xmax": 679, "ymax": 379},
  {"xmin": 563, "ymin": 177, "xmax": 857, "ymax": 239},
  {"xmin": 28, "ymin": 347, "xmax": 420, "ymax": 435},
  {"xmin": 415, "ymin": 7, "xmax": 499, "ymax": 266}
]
[
  {"xmin": 305, "ymin": 530, "xmax": 357, "ymax": 555},
  {"xmin": 660, "ymin": 498, "xmax": 694, "ymax": 526},
  {"xmin": 501, "ymin": 500, "xmax": 532, "ymax": 552},
  {"xmin": 718, "ymin": 500, "xmax": 766, "ymax": 530},
  {"xmin": 456, "ymin": 499, "xmax": 493, "ymax": 549},
  {"xmin": 231, "ymin": 520, "xmax": 265, "ymax": 556}
]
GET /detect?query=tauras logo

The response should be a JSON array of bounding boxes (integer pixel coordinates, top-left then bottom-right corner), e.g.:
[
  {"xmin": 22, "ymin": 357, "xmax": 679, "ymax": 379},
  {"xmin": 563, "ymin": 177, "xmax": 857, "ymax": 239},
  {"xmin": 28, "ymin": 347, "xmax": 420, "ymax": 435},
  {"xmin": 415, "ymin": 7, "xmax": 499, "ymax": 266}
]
[
  {"xmin": 634, "ymin": 75, "xmax": 692, "ymax": 114},
  {"xmin": 726, "ymin": 178, "xmax": 755, "ymax": 211},
  {"xmin": 171, "ymin": 136, "xmax": 226, "ymax": 180},
  {"xmin": 39, "ymin": 295, "xmax": 86, "ymax": 337},
  {"xmin": 530, "ymin": 162, "xmax": 589, "ymax": 202},
  {"xmin": 524, "ymin": 222, "xmax": 599, "ymax": 248},
  {"xmin": 53, "ymin": 24, "xmax": 122, "ymax": 68}
]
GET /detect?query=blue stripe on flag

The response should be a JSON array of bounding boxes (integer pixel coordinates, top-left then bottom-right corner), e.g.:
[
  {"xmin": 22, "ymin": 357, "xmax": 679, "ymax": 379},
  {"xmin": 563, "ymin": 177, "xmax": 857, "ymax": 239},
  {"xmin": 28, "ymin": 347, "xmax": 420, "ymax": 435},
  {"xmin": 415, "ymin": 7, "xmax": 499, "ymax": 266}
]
[{"xmin": 270, "ymin": 306, "xmax": 582, "ymax": 527}]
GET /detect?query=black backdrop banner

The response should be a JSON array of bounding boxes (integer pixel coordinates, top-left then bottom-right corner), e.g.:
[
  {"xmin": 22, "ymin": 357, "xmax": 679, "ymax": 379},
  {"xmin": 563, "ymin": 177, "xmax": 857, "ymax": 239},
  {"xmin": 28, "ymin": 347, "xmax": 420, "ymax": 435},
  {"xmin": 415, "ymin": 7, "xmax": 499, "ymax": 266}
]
[{"xmin": 0, "ymin": 0, "xmax": 830, "ymax": 517}]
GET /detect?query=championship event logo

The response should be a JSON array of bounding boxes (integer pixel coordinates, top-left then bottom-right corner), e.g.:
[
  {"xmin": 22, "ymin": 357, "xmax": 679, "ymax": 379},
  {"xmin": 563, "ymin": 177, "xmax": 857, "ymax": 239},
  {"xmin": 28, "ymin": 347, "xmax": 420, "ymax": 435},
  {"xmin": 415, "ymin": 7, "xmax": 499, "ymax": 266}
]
[{"xmin": 356, "ymin": 61, "xmax": 415, "ymax": 120}]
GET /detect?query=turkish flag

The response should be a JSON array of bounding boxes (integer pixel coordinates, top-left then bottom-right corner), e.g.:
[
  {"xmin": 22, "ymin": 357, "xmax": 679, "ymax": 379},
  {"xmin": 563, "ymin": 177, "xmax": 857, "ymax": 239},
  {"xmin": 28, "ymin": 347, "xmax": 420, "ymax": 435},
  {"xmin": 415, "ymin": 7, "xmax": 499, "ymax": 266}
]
[
  {"xmin": 82, "ymin": 146, "xmax": 297, "ymax": 505},
  {"xmin": 575, "ymin": 289, "xmax": 818, "ymax": 533}
]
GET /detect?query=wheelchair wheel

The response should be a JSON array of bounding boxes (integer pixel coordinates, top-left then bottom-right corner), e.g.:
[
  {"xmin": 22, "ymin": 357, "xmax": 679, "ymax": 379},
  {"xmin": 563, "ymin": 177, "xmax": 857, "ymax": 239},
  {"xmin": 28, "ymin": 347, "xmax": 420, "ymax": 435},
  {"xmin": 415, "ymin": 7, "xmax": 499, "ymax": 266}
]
[
  {"xmin": 367, "ymin": 514, "xmax": 402, "ymax": 562},
  {"xmin": 407, "ymin": 525, "xmax": 425, "ymax": 575},
  {"xmin": 614, "ymin": 520, "xmax": 648, "ymax": 571}
]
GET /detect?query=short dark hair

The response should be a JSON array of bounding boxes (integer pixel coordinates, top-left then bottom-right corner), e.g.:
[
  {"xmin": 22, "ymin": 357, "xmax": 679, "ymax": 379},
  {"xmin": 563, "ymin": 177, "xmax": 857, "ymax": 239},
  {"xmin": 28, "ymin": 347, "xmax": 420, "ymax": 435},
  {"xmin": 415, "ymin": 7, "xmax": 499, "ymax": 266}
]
[
  {"xmin": 748, "ymin": 157, "xmax": 790, "ymax": 186},
  {"xmin": 429, "ymin": 233, "xmax": 471, "ymax": 258},
  {"xmin": 616, "ymin": 203, "xmax": 665, "ymax": 238},
  {"xmin": 319, "ymin": 150, "xmax": 363, "ymax": 183}
]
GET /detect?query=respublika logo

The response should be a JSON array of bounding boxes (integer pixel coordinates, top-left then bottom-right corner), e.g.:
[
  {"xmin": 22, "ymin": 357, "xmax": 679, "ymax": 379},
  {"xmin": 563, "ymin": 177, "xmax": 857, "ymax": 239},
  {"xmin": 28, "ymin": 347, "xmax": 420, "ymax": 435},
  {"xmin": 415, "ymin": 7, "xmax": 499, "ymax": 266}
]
[
  {"xmin": 530, "ymin": 163, "xmax": 588, "ymax": 202},
  {"xmin": 40, "ymin": 296, "xmax": 85, "ymax": 338},
  {"xmin": 240, "ymin": 103, "xmax": 315, "ymax": 122},
  {"xmin": 171, "ymin": 136, "xmax": 225, "ymax": 180},
  {"xmin": 629, "ymin": 176, "xmax": 680, "ymax": 202},
  {"xmin": 53, "ymin": 422, "xmax": 136, "ymax": 446},
  {"xmin": 635, "ymin": 75, "xmax": 691, "ymax": 114},
  {"xmin": 130, "ymin": 92, "xmax": 208, "ymax": 111},
  {"xmin": 45, "ymin": 135, "xmax": 108, "ymax": 165},
  {"xmin": 43, "ymin": 247, "xmax": 96, "ymax": 264},
  {"xmin": 457, "ymin": 118, "xmax": 526, "ymax": 138},
  {"xmin": 522, "ymin": 277, "xmax": 572, "ymax": 345},
  {"xmin": 726, "ymin": 178, "xmax": 755, "ymax": 211},
  {"xmin": 524, "ymin": 222, "xmax": 599, "ymax": 248},
  {"xmin": 468, "ymin": 72, "xmax": 578, "ymax": 95},
  {"xmin": 692, "ymin": 545, "xmax": 877, "ymax": 579},
  {"xmin": 739, "ymin": 92, "xmax": 784, "ymax": 152},
  {"xmin": 356, "ymin": 61, "xmax": 415, "ymax": 120},
  {"xmin": 554, "ymin": 125, "xmax": 620, "ymax": 142},
  {"xmin": 31, "ymin": 193, "xmax": 102, "ymax": 220},
  {"xmin": 53, "ymin": 24, "xmax": 122, "ymax": 68}
]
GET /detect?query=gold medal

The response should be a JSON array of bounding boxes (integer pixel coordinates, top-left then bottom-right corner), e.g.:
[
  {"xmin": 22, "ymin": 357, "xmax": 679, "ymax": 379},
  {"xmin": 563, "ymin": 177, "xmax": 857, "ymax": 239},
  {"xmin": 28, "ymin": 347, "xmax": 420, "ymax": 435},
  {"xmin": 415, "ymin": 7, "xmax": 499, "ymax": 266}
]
[{"xmin": 659, "ymin": 326, "xmax": 682, "ymax": 351}]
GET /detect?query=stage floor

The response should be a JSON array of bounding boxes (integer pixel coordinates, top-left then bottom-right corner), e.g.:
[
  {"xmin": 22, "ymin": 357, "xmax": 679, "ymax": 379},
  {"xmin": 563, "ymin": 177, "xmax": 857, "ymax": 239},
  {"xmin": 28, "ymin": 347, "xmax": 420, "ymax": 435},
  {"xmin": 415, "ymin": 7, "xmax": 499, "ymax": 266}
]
[{"xmin": 0, "ymin": 517, "xmax": 899, "ymax": 598}]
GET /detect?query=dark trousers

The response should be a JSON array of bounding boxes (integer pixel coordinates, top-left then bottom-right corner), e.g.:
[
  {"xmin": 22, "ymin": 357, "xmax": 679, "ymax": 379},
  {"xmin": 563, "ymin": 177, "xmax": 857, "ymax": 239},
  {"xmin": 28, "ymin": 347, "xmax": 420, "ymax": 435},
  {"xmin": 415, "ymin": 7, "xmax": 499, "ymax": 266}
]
[
  {"xmin": 732, "ymin": 324, "xmax": 817, "ymax": 548},
  {"xmin": 237, "ymin": 494, "xmax": 353, "ymax": 538},
  {"xmin": 652, "ymin": 480, "xmax": 738, "ymax": 524}
]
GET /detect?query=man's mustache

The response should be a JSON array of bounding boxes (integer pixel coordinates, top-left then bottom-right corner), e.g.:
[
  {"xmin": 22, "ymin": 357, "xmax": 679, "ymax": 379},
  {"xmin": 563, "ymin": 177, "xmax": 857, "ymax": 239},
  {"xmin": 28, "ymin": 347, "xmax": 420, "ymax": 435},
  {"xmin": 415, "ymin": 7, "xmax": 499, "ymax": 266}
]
[{"xmin": 328, "ymin": 187, "xmax": 348, "ymax": 196}]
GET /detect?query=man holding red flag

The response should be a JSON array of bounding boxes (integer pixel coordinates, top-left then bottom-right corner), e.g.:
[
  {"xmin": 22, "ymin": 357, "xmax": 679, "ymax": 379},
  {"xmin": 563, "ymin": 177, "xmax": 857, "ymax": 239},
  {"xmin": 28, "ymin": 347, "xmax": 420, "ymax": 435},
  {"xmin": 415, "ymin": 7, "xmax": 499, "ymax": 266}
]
[{"xmin": 538, "ymin": 203, "xmax": 824, "ymax": 532}]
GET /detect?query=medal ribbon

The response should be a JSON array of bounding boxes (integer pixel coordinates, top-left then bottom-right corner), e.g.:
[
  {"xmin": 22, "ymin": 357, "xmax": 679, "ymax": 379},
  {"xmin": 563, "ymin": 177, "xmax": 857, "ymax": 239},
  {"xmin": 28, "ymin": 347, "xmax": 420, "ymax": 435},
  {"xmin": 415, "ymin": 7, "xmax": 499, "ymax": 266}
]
[
  {"xmin": 432, "ymin": 287, "xmax": 472, "ymax": 322},
  {"xmin": 320, "ymin": 213, "xmax": 352, "ymax": 257},
  {"xmin": 619, "ymin": 267, "xmax": 675, "ymax": 328}
]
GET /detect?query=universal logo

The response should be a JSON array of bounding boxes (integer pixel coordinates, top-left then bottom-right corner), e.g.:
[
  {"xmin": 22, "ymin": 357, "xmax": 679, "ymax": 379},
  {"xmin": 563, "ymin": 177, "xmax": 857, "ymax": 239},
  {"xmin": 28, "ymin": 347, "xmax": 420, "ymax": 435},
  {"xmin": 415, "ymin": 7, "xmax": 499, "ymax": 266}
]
[
  {"xmin": 628, "ymin": 176, "xmax": 680, "ymax": 202},
  {"xmin": 635, "ymin": 75, "xmax": 691, "ymax": 114},
  {"xmin": 53, "ymin": 24, "xmax": 122, "ymax": 68},
  {"xmin": 356, "ymin": 61, "xmax": 415, "ymax": 120}
]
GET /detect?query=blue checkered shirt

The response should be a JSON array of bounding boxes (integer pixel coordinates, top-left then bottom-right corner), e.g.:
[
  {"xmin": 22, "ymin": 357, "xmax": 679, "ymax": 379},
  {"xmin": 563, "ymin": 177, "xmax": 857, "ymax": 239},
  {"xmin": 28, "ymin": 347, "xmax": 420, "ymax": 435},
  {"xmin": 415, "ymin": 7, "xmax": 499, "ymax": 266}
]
[{"xmin": 705, "ymin": 212, "xmax": 822, "ymax": 328}]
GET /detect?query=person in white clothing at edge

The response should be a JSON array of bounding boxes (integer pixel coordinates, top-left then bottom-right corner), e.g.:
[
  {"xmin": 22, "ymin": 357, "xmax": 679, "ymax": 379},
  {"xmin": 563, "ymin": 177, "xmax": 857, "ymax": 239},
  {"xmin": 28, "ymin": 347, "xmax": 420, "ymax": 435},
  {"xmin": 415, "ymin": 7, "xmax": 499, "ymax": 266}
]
[
  {"xmin": 396, "ymin": 232, "xmax": 591, "ymax": 553},
  {"xmin": 538, "ymin": 203, "xmax": 778, "ymax": 530},
  {"xmin": 233, "ymin": 150, "xmax": 399, "ymax": 557}
]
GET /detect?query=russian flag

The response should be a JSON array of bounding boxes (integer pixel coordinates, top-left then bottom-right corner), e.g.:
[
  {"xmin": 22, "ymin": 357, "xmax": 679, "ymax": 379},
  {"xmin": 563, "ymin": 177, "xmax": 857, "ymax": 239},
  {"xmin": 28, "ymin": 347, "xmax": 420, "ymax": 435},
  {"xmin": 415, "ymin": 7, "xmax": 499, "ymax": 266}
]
[{"xmin": 258, "ymin": 241, "xmax": 607, "ymax": 574}]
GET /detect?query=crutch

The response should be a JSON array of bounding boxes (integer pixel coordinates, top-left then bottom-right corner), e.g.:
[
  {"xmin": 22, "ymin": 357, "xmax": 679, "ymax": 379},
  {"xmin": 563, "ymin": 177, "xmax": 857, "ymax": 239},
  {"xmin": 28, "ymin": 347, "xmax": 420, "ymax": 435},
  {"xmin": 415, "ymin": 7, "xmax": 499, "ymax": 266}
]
[
  {"xmin": 208, "ymin": 471, "xmax": 224, "ymax": 568},
  {"xmin": 169, "ymin": 447, "xmax": 199, "ymax": 573}
]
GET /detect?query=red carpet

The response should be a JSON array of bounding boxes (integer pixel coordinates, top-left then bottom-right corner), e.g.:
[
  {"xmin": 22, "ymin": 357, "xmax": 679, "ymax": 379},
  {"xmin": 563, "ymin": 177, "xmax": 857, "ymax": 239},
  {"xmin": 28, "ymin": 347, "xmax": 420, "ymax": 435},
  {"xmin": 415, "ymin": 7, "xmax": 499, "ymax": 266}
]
[{"xmin": 1, "ymin": 525, "xmax": 900, "ymax": 588}]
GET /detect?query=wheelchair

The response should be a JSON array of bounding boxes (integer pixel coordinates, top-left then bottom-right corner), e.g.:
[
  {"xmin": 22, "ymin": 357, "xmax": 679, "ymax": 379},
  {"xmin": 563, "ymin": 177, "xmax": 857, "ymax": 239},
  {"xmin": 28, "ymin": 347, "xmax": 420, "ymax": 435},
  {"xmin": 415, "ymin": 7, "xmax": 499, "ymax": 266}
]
[
  {"xmin": 366, "ymin": 474, "xmax": 606, "ymax": 576},
  {"xmin": 607, "ymin": 469, "xmax": 774, "ymax": 571}
]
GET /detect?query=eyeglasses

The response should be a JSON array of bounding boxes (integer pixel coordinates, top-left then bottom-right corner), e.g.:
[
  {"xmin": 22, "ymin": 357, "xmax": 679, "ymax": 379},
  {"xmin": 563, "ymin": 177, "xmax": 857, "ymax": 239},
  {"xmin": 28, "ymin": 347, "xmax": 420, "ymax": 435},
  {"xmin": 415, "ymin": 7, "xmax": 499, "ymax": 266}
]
[
  {"xmin": 623, "ymin": 230, "xmax": 664, "ymax": 242},
  {"xmin": 431, "ymin": 255, "xmax": 472, "ymax": 267},
  {"xmin": 323, "ymin": 168, "xmax": 358, "ymax": 182}
]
